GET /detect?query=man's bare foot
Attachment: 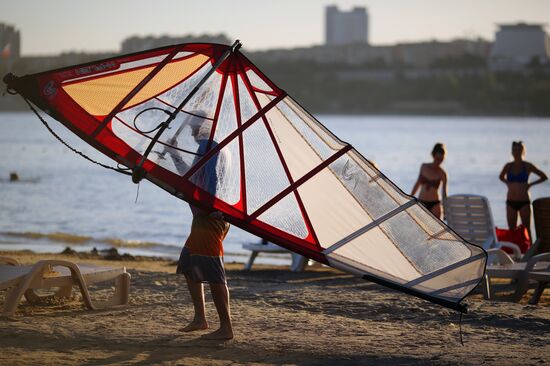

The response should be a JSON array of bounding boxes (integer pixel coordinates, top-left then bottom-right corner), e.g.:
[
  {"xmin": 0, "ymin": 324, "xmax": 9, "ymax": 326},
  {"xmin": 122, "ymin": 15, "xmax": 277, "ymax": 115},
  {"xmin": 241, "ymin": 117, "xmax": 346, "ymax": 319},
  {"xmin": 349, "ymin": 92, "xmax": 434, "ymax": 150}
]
[
  {"xmin": 179, "ymin": 320, "xmax": 208, "ymax": 332},
  {"xmin": 201, "ymin": 327, "xmax": 233, "ymax": 340}
]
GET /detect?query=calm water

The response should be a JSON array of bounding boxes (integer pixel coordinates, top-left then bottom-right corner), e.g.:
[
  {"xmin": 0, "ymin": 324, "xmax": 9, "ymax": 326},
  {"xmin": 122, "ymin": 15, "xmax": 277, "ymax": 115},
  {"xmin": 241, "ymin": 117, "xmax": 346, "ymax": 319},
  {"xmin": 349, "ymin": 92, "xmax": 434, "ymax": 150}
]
[{"xmin": 1, "ymin": 112, "xmax": 549, "ymax": 264}]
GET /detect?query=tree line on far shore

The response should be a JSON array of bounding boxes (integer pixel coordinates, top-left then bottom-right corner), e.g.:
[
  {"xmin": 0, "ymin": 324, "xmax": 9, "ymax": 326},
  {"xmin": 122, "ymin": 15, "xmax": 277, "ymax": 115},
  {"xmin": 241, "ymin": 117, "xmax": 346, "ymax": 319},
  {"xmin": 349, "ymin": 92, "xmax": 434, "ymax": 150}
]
[
  {"xmin": 2, "ymin": 54, "xmax": 550, "ymax": 116},
  {"xmin": 250, "ymin": 54, "xmax": 550, "ymax": 116}
]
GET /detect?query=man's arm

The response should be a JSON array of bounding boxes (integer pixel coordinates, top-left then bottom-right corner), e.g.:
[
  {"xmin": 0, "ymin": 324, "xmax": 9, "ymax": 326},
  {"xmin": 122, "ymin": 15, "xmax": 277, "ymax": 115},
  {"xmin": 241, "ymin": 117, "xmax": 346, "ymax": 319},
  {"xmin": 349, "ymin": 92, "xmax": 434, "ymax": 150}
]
[{"xmin": 164, "ymin": 137, "xmax": 192, "ymax": 176}]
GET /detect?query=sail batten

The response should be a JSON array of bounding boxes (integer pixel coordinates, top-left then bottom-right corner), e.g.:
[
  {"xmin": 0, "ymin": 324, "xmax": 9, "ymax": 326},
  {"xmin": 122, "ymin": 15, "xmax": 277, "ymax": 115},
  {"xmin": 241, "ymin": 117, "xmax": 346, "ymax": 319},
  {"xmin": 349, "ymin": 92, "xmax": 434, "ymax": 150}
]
[
  {"xmin": 3, "ymin": 41, "xmax": 486, "ymax": 313},
  {"xmin": 324, "ymin": 199, "xmax": 417, "ymax": 254}
]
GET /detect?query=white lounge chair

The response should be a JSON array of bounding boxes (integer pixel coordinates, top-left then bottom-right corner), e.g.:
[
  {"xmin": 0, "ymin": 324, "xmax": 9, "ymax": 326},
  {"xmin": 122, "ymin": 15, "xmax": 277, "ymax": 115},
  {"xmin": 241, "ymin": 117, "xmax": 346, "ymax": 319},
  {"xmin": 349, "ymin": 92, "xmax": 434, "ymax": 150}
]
[
  {"xmin": 0, "ymin": 257, "xmax": 131, "ymax": 317},
  {"xmin": 444, "ymin": 194, "xmax": 525, "ymax": 261},
  {"xmin": 443, "ymin": 194, "xmax": 548, "ymax": 300},
  {"xmin": 482, "ymin": 251, "xmax": 550, "ymax": 301},
  {"xmin": 242, "ymin": 240, "xmax": 308, "ymax": 272},
  {"xmin": 527, "ymin": 270, "xmax": 550, "ymax": 304}
]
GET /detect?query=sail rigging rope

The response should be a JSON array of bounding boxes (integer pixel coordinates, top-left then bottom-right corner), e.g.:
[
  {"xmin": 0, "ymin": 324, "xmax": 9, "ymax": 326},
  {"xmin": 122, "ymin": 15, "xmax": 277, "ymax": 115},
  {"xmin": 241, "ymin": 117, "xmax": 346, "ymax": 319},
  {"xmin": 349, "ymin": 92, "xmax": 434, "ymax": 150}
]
[
  {"xmin": 459, "ymin": 311, "xmax": 464, "ymax": 346},
  {"xmin": 132, "ymin": 107, "xmax": 203, "ymax": 157},
  {"xmin": 21, "ymin": 96, "xmax": 132, "ymax": 176},
  {"xmin": 132, "ymin": 107, "xmax": 171, "ymax": 134}
]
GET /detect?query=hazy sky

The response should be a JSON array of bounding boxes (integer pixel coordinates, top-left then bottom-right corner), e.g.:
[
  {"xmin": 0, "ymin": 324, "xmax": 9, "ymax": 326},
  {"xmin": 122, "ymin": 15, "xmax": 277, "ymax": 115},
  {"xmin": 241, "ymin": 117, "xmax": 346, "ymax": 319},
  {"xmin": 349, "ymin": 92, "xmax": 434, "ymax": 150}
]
[{"xmin": 2, "ymin": 0, "xmax": 549, "ymax": 55}]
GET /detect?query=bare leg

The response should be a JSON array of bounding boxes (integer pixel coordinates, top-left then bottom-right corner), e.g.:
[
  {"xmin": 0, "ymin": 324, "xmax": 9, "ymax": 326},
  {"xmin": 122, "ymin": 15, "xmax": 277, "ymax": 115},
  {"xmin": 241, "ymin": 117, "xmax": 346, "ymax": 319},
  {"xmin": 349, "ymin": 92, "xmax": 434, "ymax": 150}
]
[
  {"xmin": 506, "ymin": 204, "xmax": 518, "ymax": 230},
  {"xmin": 202, "ymin": 282, "xmax": 233, "ymax": 340},
  {"xmin": 180, "ymin": 275, "xmax": 208, "ymax": 332},
  {"xmin": 432, "ymin": 203, "xmax": 441, "ymax": 219},
  {"xmin": 519, "ymin": 204, "xmax": 532, "ymax": 244}
]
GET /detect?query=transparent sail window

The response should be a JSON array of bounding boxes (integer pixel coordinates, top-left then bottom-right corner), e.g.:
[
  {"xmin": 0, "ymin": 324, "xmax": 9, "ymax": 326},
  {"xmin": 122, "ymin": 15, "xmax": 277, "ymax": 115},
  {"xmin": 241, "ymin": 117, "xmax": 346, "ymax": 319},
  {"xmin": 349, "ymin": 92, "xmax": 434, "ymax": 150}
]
[{"xmin": 257, "ymin": 193, "xmax": 309, "ymax": 239}]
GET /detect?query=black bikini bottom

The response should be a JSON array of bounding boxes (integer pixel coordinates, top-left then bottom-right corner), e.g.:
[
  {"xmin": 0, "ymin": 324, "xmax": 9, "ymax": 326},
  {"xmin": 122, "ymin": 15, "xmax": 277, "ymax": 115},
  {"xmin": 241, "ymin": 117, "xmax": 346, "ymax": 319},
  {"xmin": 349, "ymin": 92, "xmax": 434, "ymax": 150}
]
[
  {"xmin": 506, "ymin": 200, "xmax": 530, "ymax": 211},
  {"xmin": 419, "ymin": 200, "xmax": 441, "ymax": 210}
]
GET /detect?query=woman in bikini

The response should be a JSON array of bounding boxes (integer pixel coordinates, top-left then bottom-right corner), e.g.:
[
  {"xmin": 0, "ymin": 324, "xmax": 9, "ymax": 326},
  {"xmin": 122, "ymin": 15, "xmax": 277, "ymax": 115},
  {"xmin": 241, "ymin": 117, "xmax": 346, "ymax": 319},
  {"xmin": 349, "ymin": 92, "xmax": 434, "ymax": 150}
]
[
  {"xmin": 411, "ymin": 143, "xmax": 448, "ymax": 219},
  {"xmin": 499, "ymin": 141, "xmax": 547, "ymax": 242}
]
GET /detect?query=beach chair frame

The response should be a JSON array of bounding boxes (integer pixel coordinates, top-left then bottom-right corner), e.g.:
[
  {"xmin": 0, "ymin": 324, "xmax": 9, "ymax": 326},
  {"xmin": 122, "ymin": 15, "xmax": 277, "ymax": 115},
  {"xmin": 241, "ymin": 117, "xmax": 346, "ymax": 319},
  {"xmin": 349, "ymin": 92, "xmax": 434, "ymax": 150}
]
[
  {"xmin": 242, "ymin": 241, "xmax": 308, "ymax": 272},
  {"xmin": 444, "ymin": 194, "xmax": 523, "ymax": 259},
  {"xmin": 482, "ymin": 252, "xmax": 550, "ymax": 301},
  {"xmin": 1, "ymin": 257, "xmax": 130, "ymax": 317},
  {"xmin": 527, "ymin": 270, "xmax": 550, "ymax": 304}
]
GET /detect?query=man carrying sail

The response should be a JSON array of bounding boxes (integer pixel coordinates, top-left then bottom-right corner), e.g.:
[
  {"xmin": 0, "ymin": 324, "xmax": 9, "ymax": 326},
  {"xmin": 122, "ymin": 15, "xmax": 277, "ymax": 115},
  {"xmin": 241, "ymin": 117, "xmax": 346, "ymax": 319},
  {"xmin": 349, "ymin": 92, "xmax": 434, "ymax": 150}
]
[{"xmin": 166, "ymin": 111, "xmax": 233, "ymax": 340}]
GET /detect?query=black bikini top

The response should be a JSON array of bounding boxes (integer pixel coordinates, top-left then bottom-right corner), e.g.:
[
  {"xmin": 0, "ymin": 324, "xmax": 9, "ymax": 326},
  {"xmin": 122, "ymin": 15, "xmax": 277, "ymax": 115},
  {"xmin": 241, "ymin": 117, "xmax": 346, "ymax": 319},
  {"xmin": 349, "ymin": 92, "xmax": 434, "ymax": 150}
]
[{"xmin": 507, "ymin": 163, "xmax": 529, "ymax": 183}]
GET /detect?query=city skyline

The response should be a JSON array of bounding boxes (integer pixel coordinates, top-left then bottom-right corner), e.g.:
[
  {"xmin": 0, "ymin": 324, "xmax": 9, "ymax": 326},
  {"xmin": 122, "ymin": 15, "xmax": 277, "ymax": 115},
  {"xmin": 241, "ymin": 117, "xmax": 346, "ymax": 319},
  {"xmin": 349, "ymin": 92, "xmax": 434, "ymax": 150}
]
[{"xmin": 1, "ymin": 0, "xmax": 549, "ymax": 55}]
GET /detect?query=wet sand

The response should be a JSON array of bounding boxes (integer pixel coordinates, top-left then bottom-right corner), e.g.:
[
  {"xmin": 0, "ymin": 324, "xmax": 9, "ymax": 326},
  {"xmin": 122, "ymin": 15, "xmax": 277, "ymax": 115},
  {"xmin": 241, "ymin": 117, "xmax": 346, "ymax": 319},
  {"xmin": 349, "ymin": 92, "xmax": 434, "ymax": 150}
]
[{"xmin": 0, "ymin": 250, "xmax": 548, "ymax": 365}]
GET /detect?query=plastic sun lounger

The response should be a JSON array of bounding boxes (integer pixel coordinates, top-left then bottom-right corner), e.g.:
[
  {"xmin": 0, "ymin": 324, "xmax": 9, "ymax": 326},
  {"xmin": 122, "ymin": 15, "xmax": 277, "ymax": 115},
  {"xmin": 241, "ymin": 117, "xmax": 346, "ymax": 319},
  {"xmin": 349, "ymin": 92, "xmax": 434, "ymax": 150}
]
[
  {"xmin": 444, "ymin": 194, "xmax": 524, "ymax": 260},
  {"xmin": 527, "ymin": 270, "xmax": 550, "ymax": 304},
  {"xmin": 0, "ymin": 257, "xmax": 131, "ymax": 317},
  {"xmin": 444, "ymin": 194, "xmax": 550, "ymax": 301},
  {"xmin": 242, "ymin": 241, "xmax": 308, "ymax": 272},
  {"xmin": 482, "ymin": 252, "xmax": 550, "ymax": 301}
]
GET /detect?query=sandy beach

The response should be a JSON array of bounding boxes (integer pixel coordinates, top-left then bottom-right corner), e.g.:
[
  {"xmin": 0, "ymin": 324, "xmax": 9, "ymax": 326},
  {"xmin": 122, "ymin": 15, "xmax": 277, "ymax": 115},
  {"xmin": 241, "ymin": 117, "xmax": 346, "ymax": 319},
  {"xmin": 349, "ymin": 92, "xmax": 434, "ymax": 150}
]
[{"xmin": 0, "ymin": 250, "xmax": 548, "ymax": 366}]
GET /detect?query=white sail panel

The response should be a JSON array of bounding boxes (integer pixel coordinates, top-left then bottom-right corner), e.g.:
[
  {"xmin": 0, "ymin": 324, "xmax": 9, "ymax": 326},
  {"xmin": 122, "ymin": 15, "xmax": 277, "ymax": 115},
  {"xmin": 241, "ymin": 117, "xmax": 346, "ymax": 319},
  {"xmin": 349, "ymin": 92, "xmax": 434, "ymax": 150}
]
[
  {"xmin": 297, "ymin": 167, "xmax": 372, "ymax": 248},
  {"xmin": 257, "ymin": 193, "xmax": 309, "ymax": 239},
  {"xmin": 112, "ymin": 99, "xmax": 202, "ymax": 176},
  {"xmin": 263, "ymin": 106, "xmax": 324, "ymax": 181},
  {"xmin": 190, "ymin": 139, "xmax": 241, "ymax": 205},
  {"xmin": 213, "ymin": 78, "xmax": 238, "ymax": 141},
  {"xmin": 254, "ymin": 91, "xmax": 272, "ymax": 109},
  {"xmin": 246, "ymin": 69, "xmax": 273, "ymax": 93},
  {"xmin": 278, "ymin": 97, "xmax": 345, "ymax": 158},
  {"xmin": 243, "ymin": 118, "xmax": 291, "ymax": 214},
  {"xmin": 157, "ymin": 61, "xmax": 212, "ymax": 115},
  {"xmin": 412, "ymin": 255, "xmax": 486, "ymax": 300},
  {"xmin": 237, "ymin": 74, "xmax": 258, "ymax": 122},
  {"xmin": 330, "ymin": 151, "xmax": 409, "ymax": 216},
  {"xmin": 176, "ymin": 67, "xmax": 222, "ymax": 119}
]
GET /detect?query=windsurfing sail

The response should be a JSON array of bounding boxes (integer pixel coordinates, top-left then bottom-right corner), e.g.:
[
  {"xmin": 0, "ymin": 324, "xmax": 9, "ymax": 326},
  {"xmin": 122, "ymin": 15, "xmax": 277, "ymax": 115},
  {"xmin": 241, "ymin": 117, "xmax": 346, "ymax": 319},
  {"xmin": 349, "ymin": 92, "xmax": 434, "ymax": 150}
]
[{"xmin": 4, "ymin": 41, "xmax": 486, "ymax": 313}]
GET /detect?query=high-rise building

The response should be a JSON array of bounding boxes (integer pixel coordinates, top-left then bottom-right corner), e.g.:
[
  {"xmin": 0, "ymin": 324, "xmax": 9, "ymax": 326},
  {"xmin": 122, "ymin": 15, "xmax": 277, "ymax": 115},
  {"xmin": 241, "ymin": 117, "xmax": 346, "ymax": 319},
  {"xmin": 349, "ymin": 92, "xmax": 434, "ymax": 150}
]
[
  {"xmin": 0, "ymin": 23, "xmax": 21, "ymax": 60},
  {"xmin": 490, "ymin": 23, "xmax": 550, "ymax": 71},
  {"xmin": 325, "ymin": 5, "xmax": 368, "ymax": 46}
]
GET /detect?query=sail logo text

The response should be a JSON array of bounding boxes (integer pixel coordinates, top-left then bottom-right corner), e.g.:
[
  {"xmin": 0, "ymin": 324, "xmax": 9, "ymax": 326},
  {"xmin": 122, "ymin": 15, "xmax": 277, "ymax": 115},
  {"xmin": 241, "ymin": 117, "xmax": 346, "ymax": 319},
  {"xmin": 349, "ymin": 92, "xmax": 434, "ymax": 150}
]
[{"xmin": 75, "ymin": 61, "xmax": 119, "ymax": 77}]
